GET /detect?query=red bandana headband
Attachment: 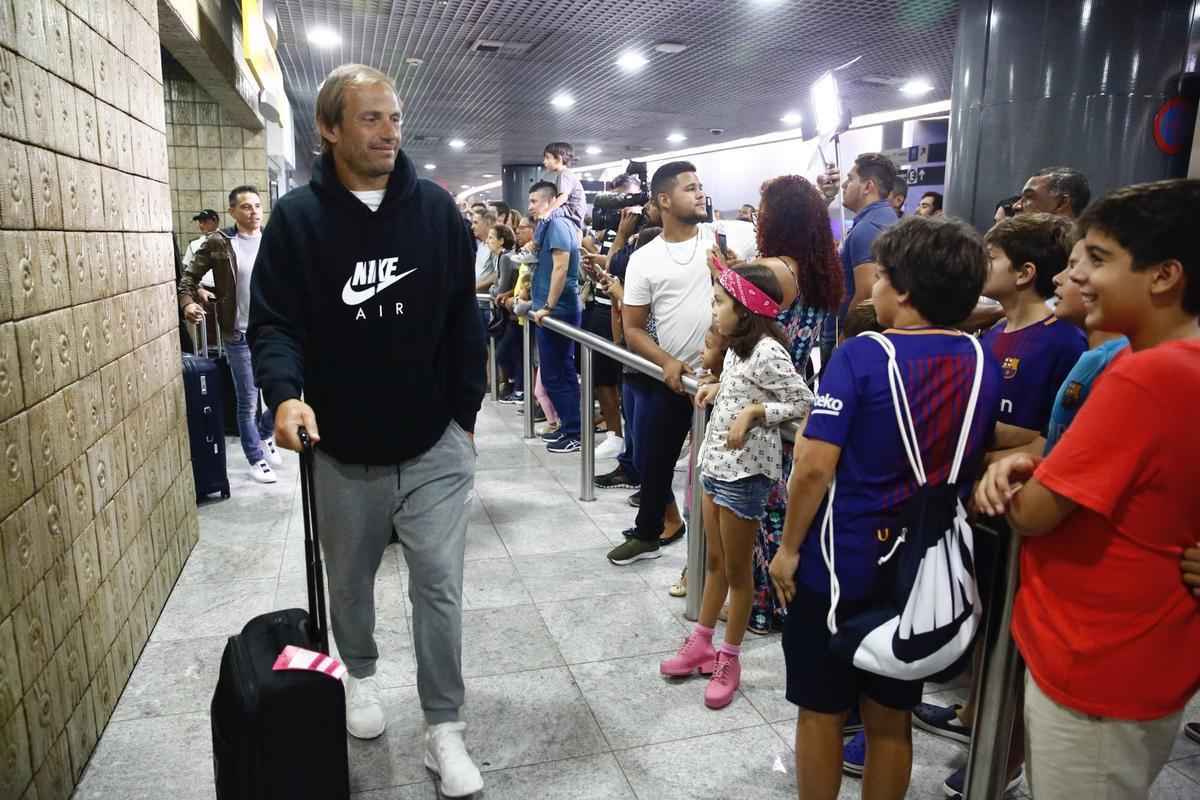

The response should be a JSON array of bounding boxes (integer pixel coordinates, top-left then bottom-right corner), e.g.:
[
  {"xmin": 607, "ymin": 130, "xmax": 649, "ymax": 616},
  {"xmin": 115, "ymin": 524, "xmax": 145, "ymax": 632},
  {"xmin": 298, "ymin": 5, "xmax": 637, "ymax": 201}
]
[{"xmin": 717, "ymin": 265, "xmax": 781, "ymax": 318}]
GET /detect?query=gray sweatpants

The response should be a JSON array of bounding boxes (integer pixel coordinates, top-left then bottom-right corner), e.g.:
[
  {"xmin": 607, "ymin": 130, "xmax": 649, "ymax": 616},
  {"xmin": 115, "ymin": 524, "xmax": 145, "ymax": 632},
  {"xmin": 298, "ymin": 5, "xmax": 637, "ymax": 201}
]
[{"xmin": 314, "ymin": 421, "xmax": 476, "ymax": 725}]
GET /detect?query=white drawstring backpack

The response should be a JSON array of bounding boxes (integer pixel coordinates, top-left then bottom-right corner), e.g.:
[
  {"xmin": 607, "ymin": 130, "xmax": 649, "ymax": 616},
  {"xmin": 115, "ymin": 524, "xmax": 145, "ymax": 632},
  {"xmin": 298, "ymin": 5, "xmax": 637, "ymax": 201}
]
[{"xmin": 822, "ymin": 331, "xmax": 985, "ymax": 681}]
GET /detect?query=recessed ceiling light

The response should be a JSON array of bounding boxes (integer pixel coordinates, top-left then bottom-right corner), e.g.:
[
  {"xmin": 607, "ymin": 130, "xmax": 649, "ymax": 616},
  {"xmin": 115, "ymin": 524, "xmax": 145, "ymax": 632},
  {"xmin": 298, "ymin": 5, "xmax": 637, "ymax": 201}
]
[
  {"xmin": 448, "ymin": 139, "xmax": 466, "ymax": 149},
  {"xmin": 780, "ymin": 111, "xmax": 803, "ymax": 126},
  {"xmin": 900, "ymin": 79, "xmax": 935, "ymax": 97},
  {"xmin": 586, "ymin": 145, "xmax": 602, "ymax": 155},
  {"xmin": 423, "ymin": 163, "xmax": 436, "ymax": 170},
  {"xmin": 667, "ymin": 132, "xmax": 687, "ymax": 143},
  {"xmin": 481, "ymin": 173, "xmax": 494, "ymax": 178},
  {"xmin": 551, "ymin": 93, "xmax": 575, "ymax": 110},
  {"xmin": 653, "ymin": 41, "xmax": 688, "ymax": 54},
  {"xmin": 616, "ymin": 51, "xmax": 648, "ymax": 72},
  {"xmin": 583, "ymin": 173, "xmax": 593, "ymax": 179},
  {"xmin": 405, "ymin": 57, "xmax": 424, "ymax": 67},
  {"xmin": 461, "ymin": 184, "xmax": 470, "ymax": 189},
  {"xmin": 307, "ymin": 26, "xmax": 341, "ymax": 48}
]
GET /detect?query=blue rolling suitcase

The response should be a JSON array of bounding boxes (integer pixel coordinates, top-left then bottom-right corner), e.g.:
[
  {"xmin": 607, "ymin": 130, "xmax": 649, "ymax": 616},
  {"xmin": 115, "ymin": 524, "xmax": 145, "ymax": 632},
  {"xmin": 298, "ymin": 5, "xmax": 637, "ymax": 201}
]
[{"xmin": 182, "ymin": 321, "xmax": 231, "ymax": 500}]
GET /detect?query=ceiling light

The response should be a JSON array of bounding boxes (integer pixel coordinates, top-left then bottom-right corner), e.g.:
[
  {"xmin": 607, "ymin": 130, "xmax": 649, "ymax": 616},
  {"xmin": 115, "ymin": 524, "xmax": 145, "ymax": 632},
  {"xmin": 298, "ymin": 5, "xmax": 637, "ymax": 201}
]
[
  {"xmin": 667, "ymin": 132, "xmax": 687, "ymax": 143},
  {"xmin": 551, "ymin": 93, "xmax": 575, "ymax": 110},
  {"xmin": 405, "ymin": 57, "xmax": 424, "ymax": 67},
  {"xmin": 461, "ymin": 184, "xmax": 470, "ymax": 189},
  {"xmin": 423, "ymin": 163, "xmax": 436, "ymax": 170},
  {"xmin": 780, "ymin": 111, "xmax": 803, "ymax": 126},
  {"xmin": 306, "ymin": 27, "xmax": 341, "ymax": 48},
  {"xmin": 653, "ymin": 41, "xmax": 688, "ymax": 54},
  {"xmin": 448, "ymin": 139, "xmax": 465, "ymax": 149},
  {"xmin": 900, "ymin": 78, "xmax": 935, "ymax": 97},
  {"xmin": 586, "ymin": 145, "xmax": 602, "ymax": 155},
  {"xmin": 616, "ymin": 51, "xmax": 648, "ymax": 72},
  {"xmin": 481, "ymin": 173, "xmax": 494, "ymax": 178}
]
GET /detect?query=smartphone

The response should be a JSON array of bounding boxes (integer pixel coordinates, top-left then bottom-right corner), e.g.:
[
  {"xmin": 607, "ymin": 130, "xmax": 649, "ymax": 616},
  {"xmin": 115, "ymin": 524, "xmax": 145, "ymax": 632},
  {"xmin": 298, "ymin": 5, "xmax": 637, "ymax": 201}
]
[
  {"xmin": 716, "ymin": 231, "xmax": 728, "ymax": 254},
  {"xmin": 705, "ymin": 197, "xmax": 714, "ymax": 223}
]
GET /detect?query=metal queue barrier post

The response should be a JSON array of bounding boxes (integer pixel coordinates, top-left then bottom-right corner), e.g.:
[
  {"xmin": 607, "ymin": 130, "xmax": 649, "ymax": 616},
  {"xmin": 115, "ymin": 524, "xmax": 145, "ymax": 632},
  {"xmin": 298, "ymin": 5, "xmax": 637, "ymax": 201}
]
[
  {"xmin": 579, "ymin": 346, "xmax": 596, "ymax": 502},
  {"xmin": 963, "ymin": 522, "xmax": 1024, "ymax": 799},
  {"xmin": 476, "ymin": 294, "xmax": 500, "ymax": 403},
  {"xmin": 684, "ymin": 401, "xmax": 708, "ymax": 621}
]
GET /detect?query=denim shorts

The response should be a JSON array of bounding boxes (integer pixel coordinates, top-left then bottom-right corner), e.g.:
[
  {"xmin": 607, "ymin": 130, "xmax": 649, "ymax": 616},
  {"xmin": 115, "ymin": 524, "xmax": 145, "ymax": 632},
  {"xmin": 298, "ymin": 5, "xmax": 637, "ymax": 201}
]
[{"xmin": 701, "ymin": 474, "xmax": 774, "ymax": 521}]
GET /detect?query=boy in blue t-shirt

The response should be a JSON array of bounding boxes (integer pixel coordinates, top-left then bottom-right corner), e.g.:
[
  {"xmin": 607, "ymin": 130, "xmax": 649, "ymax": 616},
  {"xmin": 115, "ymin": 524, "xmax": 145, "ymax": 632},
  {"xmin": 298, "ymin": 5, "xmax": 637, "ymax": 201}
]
[
  {"xmin": 978, "ymin": 213, "xmax": 1087, "ymax": 449},
  {"xmin": 768, "ymin": 215, "xmax": 1002, "ymax": 800}
]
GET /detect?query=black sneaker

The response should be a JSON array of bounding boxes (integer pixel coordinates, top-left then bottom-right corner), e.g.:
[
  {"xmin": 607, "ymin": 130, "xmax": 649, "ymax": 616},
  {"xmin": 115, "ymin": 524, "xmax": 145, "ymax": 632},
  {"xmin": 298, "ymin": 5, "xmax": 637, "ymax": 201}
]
[
  {"xmin": 1185, "ymin": 721, "xmax": 1200, "ymax": 744},
  {"xmin": 499, "ymin": 390, "xmax": 524, "ymax": 405},
  {"xmin": 540, "ymin": 427, "xmax": 563, "ymax": 441},
  {"xmin": 546, "ymin": 437, "xmax": 582, "ymax": 454},
  {"xmin": 627, "ymin": 490, "xmax": 641, "ymax": 508},
  {"xmin": 912, "ymin": 702, "xmax": 972, "ymax": 744},
  {"xmin": 594, "ymin": 466, "xmax": 639, "ymax": 490}
]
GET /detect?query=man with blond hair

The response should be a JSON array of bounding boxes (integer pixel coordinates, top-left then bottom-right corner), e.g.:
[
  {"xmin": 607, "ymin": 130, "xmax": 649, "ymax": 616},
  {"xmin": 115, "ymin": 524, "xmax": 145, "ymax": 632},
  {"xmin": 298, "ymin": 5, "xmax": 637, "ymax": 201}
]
[{"xmin": 248, "ymin": 63, "xmax": 486, "ymax": 797}]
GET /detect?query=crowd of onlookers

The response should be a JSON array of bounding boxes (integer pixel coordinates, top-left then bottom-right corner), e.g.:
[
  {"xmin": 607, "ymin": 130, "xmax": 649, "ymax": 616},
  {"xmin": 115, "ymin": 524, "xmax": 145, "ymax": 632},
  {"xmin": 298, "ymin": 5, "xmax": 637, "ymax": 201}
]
[{"xmin": 465, "ymin": 144, "xmax": 1200, "ymax": 800}]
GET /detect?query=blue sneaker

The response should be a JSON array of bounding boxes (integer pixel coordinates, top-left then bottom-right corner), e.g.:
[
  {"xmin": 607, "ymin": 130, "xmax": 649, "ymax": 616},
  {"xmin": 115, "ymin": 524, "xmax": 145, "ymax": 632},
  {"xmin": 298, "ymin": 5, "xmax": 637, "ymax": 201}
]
[
  {"xmin": 942, "ymin": 765, "xmax": 1024, "ymax": 798},
  {"xmin": 913, "ymin": 702, "xmax": 972, "ymax": 744},
  {"xmin": 842, "ymin": 731, "xmax": 866, "ymax": 777},
  {"xmin": 843, "ymin": 706, "xmax": 864, "ymax": 734}
]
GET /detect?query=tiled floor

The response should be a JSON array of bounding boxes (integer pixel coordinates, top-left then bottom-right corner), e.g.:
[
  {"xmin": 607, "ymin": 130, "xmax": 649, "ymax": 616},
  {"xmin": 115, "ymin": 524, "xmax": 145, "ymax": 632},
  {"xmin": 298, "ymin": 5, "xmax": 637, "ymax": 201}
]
[{"xmin": 74, "ymin": 400, "xmax": 1200, "ymax": 798}]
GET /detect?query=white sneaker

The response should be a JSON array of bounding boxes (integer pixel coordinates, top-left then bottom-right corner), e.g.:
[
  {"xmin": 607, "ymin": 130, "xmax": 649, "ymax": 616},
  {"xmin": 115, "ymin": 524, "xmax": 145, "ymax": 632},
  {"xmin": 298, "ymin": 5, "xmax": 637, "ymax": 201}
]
[
  {"xmin": 263, "ymin": 437, "xmax": 283, "ymax": 467},
  {"xmin": 249, "ymin": 460, "xmax": 278, "ymax": 484},
  {"xmin": 424, "ymin": 721, "xmax": 483, "ymax": 797},
  {"xmin": 344, "ymin": 674, "xmax": 386, "ymax": 739},
  {"xmin": 595, "ymin": 433, "xmax": 624, "ymax": 460}
]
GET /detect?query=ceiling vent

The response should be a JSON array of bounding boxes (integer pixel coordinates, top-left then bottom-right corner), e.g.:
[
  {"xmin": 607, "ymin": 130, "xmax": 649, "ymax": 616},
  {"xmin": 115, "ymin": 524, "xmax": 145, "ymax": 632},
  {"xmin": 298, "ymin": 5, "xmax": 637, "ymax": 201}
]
[{"xmin": 471, "ymin": 38, "xmax": 535, "ymax": 55}]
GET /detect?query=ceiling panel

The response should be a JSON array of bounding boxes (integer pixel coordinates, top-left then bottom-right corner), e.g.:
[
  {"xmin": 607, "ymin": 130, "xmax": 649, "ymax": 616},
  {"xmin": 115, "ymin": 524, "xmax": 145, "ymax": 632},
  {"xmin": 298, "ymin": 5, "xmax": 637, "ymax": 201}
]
[{"xmin": 275, "ymin": 0, "xmax": 960, "ymax": 191}]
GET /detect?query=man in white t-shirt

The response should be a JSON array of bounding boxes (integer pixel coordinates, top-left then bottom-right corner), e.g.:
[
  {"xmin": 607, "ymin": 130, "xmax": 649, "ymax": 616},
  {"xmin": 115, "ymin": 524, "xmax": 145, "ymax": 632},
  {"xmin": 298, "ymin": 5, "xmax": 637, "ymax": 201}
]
[{"xmin": 607, "ymin": 161, "xmax": 714, "ymax": 565}]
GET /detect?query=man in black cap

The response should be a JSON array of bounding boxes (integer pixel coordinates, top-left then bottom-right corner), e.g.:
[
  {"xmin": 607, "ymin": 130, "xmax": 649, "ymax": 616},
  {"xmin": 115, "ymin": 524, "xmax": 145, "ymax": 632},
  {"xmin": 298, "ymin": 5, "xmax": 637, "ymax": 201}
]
[{"xmin": 183, "ymin": 209, "xmax": 221, "ymax": 269}]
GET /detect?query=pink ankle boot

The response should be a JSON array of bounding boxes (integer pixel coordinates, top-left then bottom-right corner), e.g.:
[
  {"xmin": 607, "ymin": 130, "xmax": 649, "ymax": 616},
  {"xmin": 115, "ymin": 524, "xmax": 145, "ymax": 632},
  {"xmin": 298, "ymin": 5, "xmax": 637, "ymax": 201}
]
[
  {"xmin": 660, "ymin": 632, "xmax": 717, "ymax": 677},
  {"xmin": 704, "ymin": 651, "xmax": 741, "ymax": 709}
]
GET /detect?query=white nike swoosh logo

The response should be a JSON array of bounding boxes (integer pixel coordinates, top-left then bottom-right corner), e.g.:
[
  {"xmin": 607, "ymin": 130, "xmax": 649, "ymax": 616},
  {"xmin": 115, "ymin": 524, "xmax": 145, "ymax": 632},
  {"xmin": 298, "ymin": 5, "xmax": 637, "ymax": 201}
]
[{"xmin": 342, "ymin": 268, "xmax": 418, "ymax": 306}]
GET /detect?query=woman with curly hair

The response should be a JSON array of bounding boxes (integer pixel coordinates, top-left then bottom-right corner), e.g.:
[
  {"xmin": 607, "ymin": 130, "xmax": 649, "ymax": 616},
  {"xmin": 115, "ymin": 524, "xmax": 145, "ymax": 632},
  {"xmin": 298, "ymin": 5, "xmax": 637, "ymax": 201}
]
[{"xmin": 746, "ymin": 175, "xmax": 844, "ymax": 634}]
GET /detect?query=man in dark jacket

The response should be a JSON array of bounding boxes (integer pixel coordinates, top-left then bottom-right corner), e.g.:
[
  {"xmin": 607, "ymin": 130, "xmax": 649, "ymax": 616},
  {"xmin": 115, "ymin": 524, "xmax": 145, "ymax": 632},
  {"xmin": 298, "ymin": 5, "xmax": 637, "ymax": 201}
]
[{"xmin": 248, "ymin": 64, "xmax": 486, "ymax": 798}]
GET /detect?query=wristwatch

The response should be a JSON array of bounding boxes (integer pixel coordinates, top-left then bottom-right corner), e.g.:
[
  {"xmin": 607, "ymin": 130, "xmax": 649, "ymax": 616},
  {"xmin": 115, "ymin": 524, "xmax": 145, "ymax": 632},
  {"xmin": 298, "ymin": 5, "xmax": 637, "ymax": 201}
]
[{"xmin": 540, "ymin": 304, "xmax": 553, "ymax": 312}]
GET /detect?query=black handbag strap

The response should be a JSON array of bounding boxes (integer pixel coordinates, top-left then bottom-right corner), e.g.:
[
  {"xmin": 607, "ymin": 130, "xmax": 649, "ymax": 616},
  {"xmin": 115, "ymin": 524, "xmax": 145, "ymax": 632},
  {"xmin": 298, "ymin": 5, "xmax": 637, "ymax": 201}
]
[{"xmin": 297, "ymin": 427, "xmax": 330, "ymax": 653}]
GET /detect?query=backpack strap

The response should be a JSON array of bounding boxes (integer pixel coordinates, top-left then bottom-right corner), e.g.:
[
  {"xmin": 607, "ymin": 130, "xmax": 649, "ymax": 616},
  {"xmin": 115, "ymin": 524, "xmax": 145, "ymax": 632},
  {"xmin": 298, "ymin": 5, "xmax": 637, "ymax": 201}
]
[
  {"xmin": 862, "ymin": 332, "xmax": 927, "ymax": 485},
  {"xmin": 948, "ymin": 335, "xmax": 985, "ymax": 485}
]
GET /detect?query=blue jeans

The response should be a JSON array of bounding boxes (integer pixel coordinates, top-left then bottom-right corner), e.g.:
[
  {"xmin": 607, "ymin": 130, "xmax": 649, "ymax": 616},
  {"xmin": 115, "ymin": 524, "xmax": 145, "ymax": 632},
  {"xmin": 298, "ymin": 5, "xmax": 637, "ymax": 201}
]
[
  {"xmin": 224, "ymin": 332, "xmax": 275, "ymax": 464},
  {"xmin": 617, "ymin": 376, "xmax": 642, "ymax": 484},
  {"xmin": 701, "ymin": 474, "xmax": 774, "ymax": 521},
  {"xmin": 535, "ymin": 313, "xmax": 581, "ymax": 440}
]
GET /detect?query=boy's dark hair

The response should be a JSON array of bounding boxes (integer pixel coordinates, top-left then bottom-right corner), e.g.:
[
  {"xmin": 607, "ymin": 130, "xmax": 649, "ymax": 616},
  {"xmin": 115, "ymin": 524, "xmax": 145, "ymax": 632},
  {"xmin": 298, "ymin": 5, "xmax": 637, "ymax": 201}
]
[
  {"xmin": 984, "ymin": 212, "xmax": 1072, "ymax": 298},
  {"xmin": 921, "ymin": 191, "xmax": 943, "ymax": 212},
  {"xmin": 490, "ymin": 224, "xmax": 515, "ymax": 251},
  {"xmin": 487, "ymin": 200, "xmax": 511, "ymax": 217},
  {"xmin": 1033, "ymin": 166, "xmax": 1091, "ymax": 217},
  {"xmin": 1076, "ymin": 179, "xmax": 1200, "ymax": 314},
  {"xmin": 529, "ymin": 181, "xmax": 558, "ymax": 201},
  {"xmin": 635, "ymin": 226, "xmax": 662, "ymax": 250},
  {"xmin": 723, "ymin": 263, "xmax": 790, "ymax": 359},
  {"xmin": 543, "ymin": 142, "xmax": 575, "ymax": 167},
  {"xmin": 995, "ymin": 194, "xmax": 1020, "ymax": 219},
  {"xmin": 873, "ymin": 216, "xmax": 988, "ymax": 326},
  {"xmin": 228, "ymin": 185, "xmax": 259, "ymax": 208},
  {"xmin": 853, "ymin": 153, "xmax": 896, "ymax": 197},
  {"xmin": 650, "ymin": 161, "xmax": 698, "ymax": 200}
]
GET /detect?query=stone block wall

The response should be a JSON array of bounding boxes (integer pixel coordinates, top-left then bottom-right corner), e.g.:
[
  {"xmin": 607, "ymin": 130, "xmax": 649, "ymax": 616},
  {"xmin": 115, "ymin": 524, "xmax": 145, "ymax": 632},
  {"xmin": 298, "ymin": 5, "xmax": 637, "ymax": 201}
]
[
  {"xmin": 0, "ymin": 0, "xmax": 199, "ymax": 797},
  {"xmin": 165, "ymin": 66, "xmax": 269, "ymax": 257}
]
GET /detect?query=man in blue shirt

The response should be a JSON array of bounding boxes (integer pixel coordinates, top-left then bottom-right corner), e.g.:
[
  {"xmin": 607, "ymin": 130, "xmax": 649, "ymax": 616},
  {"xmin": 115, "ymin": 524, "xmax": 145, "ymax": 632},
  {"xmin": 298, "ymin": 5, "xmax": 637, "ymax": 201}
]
[
  {"xmin": 821, "ymin": 153, "xmax": 899, "ymax": 351},
  {"xmin": 528, "ymin": 181, "xmax": 583, "ymax": 452}
]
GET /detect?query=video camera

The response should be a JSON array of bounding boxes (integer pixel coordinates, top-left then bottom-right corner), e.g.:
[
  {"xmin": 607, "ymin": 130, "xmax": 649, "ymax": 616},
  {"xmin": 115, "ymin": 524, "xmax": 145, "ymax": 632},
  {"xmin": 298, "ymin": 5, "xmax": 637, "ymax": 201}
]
[{"xmin": 591, "ymin": 160, "xmax": 649, "ymax": 232}]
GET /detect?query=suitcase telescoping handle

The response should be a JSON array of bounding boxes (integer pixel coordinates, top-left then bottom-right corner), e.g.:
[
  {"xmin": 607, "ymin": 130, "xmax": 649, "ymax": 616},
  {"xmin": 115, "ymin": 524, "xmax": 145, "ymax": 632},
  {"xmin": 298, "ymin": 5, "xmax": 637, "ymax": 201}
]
[
  {"xmin": 297, "ymin": 427, "xmax": 331, "ymax": 654},
  {"xmin": 189, "ymin": 301, "xmax": 224, "ymax": 359}
]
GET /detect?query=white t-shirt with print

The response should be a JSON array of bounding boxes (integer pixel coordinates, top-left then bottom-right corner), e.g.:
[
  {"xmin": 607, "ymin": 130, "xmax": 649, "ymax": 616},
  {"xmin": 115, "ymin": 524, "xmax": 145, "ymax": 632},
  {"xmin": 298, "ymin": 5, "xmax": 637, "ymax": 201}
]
[{"xmin": 623, "ymin": 230, "xmax": 714, "ymax": 370}]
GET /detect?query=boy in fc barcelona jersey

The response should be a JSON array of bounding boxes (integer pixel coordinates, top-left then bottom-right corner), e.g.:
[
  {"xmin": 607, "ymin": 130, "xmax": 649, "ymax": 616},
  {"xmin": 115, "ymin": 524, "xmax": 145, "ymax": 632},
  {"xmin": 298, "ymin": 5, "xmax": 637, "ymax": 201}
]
[{"xmin": 979, "ymin": 214, "xmax": 1087, "ymax": 450}]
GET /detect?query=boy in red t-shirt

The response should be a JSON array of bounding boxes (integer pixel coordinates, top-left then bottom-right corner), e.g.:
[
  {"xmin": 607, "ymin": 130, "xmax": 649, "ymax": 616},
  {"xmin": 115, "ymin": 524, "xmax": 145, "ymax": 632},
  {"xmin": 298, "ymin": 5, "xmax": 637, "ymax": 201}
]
[{"xmin": 977, "ymin": 179, "xmax": 1200, "ymax": 800}]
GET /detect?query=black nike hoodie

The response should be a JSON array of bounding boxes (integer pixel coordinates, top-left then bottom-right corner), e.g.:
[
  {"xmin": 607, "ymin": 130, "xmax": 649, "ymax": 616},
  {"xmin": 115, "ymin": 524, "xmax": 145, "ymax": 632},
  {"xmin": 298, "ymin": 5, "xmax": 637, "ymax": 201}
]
[{"xmin": 248, "ymin": 149, "xmax": 485, "ymax": 465}]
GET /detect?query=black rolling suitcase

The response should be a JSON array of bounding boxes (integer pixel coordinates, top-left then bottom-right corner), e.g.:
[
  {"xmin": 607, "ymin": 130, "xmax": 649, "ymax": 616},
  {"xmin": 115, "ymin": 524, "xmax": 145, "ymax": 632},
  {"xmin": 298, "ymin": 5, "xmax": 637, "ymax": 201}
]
[
  {"xmin": 211, "ymin": 429, "xmax": 350, "ymax": 799},
  {"xmin": 182, "ymin": 321, "xmax": 231, "ymax": 500}
]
